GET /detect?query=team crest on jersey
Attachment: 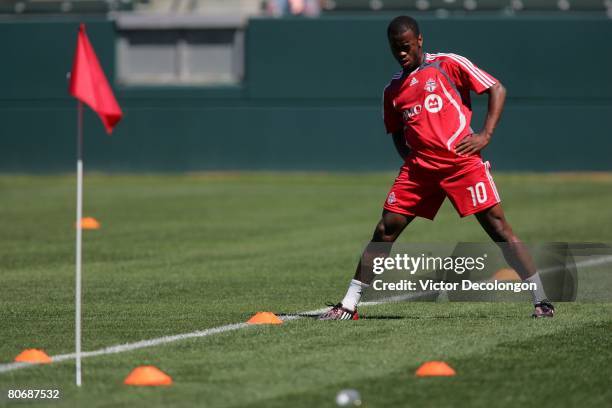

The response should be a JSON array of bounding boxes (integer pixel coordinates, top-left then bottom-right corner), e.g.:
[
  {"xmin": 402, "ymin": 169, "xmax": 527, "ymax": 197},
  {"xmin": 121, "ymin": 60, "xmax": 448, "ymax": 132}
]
[
  {"xmin": 424, "ymin": 94, "xmax": 443, "ymax": 113},
  {"xmin": 387, "ymin": 192, "xmax": 396, "ymax": 205},
  {"xmin": 409, "ymin": 77, "xmax": 419, "ymax": 87},
  {"xmin": 424, "ymin": 78, "xmax": 437, "ymax": 92}
]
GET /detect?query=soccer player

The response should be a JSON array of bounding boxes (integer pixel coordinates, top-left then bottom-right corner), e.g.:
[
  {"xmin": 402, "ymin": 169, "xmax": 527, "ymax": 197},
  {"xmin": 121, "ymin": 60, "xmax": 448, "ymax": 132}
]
[{"xmin": 319, "ymin": 16, "xmax": 554, "ymax": 320}]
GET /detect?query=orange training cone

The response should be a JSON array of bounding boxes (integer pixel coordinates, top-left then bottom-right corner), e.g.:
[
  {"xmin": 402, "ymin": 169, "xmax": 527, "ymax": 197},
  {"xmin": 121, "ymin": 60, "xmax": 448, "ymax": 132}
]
[
  {"xmin": 493, "ymin": 268, "xmax": 521, "ymax": 281},
  {"xmin": 14, "ymin": 349, "xmax": 52, "ymax": 364},
  {"xmin": 246, "ymin": 312, "xmax": 283, "ymax": 325},
  {"xmin": 78, "ymin": 217, "xmax": 101, "ymax": 230},
  {"xmin": 124, "ymin": 366, "xmax": 173, "ymax": 386},
  {"xmin": 415, "ymin": 361, "xmax": 456, "ymax": 377}
]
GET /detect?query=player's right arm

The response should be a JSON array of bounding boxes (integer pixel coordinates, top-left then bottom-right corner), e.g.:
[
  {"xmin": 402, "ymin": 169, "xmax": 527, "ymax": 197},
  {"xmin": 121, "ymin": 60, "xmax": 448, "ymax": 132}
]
[
  {"xmin": 383, "ymin": 81, "xmax": 409, "ymax": 160},
  {"xmin": 392, "ymin": 131, "xmax": 411, "ymax": 160}
]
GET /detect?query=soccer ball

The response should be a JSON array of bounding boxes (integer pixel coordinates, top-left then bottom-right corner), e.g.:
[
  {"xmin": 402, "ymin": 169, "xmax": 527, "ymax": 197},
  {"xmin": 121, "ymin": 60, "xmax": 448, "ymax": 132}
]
[{"xmin": 335, "ymin": 389, "xmax": 361, "ymax": 406}]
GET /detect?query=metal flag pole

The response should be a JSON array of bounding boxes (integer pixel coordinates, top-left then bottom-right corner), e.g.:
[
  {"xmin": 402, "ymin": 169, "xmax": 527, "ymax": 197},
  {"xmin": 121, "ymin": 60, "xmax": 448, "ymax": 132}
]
[{"xmin": 75, "ymin": 100, "xmax": 83, "ymax": 387}]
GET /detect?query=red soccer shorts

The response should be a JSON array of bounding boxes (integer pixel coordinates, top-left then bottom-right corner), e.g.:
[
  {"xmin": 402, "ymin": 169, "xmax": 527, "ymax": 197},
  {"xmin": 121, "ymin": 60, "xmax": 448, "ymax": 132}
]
[{"xmin": 383, "ymin": 154, "xmax": 501, "ymax": 220}]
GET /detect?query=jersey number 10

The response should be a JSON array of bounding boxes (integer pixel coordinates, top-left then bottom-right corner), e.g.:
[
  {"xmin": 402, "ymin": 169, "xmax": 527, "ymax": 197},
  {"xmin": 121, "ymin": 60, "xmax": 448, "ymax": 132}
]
[{"xmin": 467, "ymin": 182, "xmax": 487, "ymax": 207}]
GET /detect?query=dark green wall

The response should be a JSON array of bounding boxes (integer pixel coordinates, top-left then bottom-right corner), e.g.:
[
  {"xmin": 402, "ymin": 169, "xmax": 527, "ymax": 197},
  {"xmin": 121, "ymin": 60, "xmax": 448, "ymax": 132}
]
[
  {"xmin": 1, "ymin": 19, "xmax": 115, "ymax": 99},
  {"xmin": 247, "ymin": 16, "xmax": 612, "ymax": 100},
  {"xmin": 1, "ymin": 16, "xmax": 611, "ymax": 172}
]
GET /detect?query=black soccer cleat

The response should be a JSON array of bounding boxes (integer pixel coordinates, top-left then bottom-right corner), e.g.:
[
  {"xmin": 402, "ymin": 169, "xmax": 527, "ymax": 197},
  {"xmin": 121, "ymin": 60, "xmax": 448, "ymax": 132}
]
[
  {"xmin": 532, "ymin": 300, "xmax": 555, "ymax": 318},
  {"xmin": 318, "ymin": 303, "xmax": 359, "ymax": 321}
]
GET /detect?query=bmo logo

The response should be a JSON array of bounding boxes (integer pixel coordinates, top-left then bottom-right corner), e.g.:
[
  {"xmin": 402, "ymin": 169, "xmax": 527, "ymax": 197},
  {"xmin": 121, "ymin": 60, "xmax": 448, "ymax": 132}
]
[
  {"xmin": 424, "ymin": 94, "xmax": 443, "ymax": 113},
  {"xmin": 402, "ymin": 104, "xmax": 422, "ymax": 120}
]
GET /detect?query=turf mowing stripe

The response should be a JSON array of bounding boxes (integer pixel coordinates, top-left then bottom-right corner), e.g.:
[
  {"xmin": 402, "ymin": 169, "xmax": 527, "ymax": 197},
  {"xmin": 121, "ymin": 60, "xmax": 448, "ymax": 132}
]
[{"xmin": 1, "ymin": 256, "xmax": 610, "ymax": 375}]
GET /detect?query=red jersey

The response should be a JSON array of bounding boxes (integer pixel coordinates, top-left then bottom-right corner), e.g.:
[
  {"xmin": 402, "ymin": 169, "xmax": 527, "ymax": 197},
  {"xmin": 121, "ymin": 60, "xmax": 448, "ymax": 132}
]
[{"xmin": 383, "ymin": 52, "xmax": 497, "ymax": 159}]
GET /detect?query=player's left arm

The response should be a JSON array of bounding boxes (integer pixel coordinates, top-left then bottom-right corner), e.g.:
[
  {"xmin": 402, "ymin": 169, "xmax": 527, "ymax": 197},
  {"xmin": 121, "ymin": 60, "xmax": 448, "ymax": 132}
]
[
  {"xmin": 392, "ymin": 130, "xmax": 411, "ymax": 160},
  {"xmin": 455, "ymin": 81, "xmax": 507, "ymax": 156}
]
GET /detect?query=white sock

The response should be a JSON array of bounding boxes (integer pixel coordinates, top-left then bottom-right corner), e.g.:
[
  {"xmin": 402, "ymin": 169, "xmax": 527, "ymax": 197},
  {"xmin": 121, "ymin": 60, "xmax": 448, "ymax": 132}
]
[
  {"xmin": 341, "ymin": 279, "xmax": 370, "ymax": 311},
  {"xmin": 524, "ymin": 273, "xmax": 547, "ymax": 304}
]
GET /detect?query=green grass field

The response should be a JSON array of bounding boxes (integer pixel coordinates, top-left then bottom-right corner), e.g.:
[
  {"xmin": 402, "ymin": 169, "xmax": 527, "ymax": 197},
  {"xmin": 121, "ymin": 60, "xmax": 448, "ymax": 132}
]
[{"xmin": 1, "ymin": 172, "xmax": 611, "ymax": 407}]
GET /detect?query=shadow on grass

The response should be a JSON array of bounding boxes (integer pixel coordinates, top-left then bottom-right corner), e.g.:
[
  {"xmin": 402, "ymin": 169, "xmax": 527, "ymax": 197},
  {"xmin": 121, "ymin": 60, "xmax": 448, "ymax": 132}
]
[{"xmin": 277, "ymin": 312, "xmax": 407, "ymax": 320}]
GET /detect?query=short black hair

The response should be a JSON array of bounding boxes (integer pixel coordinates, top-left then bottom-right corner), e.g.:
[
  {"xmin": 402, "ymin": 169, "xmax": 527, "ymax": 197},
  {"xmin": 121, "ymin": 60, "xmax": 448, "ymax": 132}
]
[{"xmin": 387, "ymin": 16, "xmax": 420, "ymax": 37}]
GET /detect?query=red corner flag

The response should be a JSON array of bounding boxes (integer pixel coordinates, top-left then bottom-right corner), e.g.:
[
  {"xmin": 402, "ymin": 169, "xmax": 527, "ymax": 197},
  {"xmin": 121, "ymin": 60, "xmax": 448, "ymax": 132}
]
[{"xmin": 69, "ymin": 23, "xmax": 122, "ymax": 134}]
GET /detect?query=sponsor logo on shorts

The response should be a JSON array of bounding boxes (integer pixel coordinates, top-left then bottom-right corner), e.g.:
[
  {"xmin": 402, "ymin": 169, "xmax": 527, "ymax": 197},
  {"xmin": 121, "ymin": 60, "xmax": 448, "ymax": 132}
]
[
  {"xmin": 424, "ymin": 94, "xmax": 443, "ymax": 113},
  {"xmin": 424, "ymin": 78, "xmax": 437, "ymax": 92},
  {"xmin": 387, "ymin": 192, "xmax": 397, "ymax": 205},
  {"xmin": 402, "ymin": 104, "xmax": 422, "ymax": 120}
]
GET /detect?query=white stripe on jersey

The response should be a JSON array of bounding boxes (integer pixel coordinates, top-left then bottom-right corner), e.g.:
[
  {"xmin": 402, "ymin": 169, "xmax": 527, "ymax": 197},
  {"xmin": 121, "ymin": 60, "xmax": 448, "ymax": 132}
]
[
  {"xmin": 483, "ymin": 161, "xmax": 501, "ymax": 202},
  {"xmin": 428, "ymin": 52, "xmax": 494, "ymax": 88},
  {"xmin": 426, "ymin": 52, "xmax": 493, "ymax": 87},
  {"xmin": 427, "ymin": 53, "xmax": 496, "ymax": 89},
  {"xmin": 443, "ymin": 53, "xmax": 496, "ymax": 87},
  {"xmin": 438, "ymin": 78, "xmax": 467, "ymax": 150}
]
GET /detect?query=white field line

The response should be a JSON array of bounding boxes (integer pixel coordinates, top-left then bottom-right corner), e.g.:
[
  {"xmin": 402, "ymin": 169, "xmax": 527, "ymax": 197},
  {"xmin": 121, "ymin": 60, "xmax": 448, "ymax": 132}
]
[
  {"xmin": 0, "ymin": 309, "xmax": 327, "ymax": 375},
  {"xmin": 361, "ymin": 254, "xmax": 612, "ymax": 306},
  {"xmin": 539, "ymin": 254, "xmax": 612, "ymax": 273},
  {"xmin": 1, "ymin": 256, "xmax": 611, "ymax": 375}
]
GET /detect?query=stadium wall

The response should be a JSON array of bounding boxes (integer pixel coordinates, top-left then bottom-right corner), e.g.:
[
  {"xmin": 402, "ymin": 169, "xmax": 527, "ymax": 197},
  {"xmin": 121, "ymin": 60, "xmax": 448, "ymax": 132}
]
[{"xmin": 1, "ymin": 16, "xmax": 611, "ymax": 172}]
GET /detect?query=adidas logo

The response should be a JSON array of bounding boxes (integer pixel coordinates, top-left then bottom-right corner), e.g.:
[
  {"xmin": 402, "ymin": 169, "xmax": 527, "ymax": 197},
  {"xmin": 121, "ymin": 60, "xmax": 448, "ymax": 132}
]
[{"xmin": 409, "ymin": 77, "xmax": 418, "ymax": 86}]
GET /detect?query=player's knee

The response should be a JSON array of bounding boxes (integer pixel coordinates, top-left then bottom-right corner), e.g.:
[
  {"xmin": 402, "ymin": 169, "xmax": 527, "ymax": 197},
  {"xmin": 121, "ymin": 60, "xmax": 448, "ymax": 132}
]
[{"xmin": 373, "ymin": 222, "xmax": 399, "ymax": 242}]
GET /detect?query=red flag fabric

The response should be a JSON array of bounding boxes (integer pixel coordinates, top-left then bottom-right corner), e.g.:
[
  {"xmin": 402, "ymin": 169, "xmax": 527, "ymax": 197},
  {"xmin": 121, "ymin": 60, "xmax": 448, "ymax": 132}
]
[{"xmin": 69, "ymin": 23, "xmax": 122, "ymax": 134}]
